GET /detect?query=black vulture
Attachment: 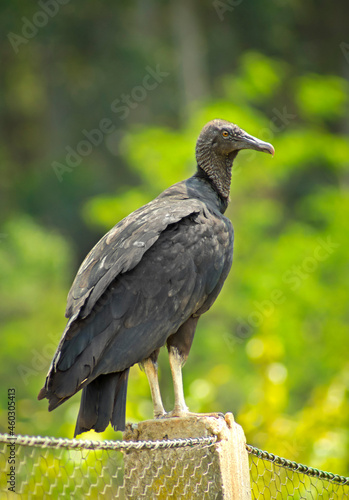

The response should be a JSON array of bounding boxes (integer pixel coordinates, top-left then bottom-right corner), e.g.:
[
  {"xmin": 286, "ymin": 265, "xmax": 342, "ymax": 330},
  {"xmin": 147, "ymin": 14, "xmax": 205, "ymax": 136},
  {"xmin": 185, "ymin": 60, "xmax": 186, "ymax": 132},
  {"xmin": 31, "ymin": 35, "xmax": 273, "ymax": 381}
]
[{"xmin": 38, "ymin": 119, "xmax": 274, "ymax": 436}]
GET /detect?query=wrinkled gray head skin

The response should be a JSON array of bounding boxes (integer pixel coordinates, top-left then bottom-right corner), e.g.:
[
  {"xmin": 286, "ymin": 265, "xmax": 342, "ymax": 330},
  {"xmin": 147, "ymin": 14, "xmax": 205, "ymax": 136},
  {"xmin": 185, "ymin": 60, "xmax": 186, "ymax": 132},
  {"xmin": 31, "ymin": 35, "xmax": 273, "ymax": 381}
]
[{"xmin": 196, "ymin": 119, "xmax": 274, "ymax": 199}]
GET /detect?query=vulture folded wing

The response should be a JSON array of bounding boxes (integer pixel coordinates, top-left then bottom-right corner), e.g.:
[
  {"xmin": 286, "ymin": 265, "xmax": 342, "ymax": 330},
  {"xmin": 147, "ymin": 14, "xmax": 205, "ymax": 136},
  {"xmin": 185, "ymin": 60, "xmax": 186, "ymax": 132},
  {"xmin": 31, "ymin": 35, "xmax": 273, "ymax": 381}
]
[
  {"xmin": 65, "ymin": 198, "xmax": 203, "ymax": 320},
  {"xmin": 43, "ymin": 207, "xmax": 233, "ymax": 407}
]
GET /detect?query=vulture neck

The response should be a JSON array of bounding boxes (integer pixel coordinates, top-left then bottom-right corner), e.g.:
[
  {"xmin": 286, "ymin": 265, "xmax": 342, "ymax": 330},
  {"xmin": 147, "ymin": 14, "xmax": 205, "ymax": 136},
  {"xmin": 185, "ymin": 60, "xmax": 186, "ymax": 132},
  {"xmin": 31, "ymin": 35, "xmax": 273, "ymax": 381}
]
[{"xmin": 195, "ymin": 142, "xmax": 238, "ymax": 203}]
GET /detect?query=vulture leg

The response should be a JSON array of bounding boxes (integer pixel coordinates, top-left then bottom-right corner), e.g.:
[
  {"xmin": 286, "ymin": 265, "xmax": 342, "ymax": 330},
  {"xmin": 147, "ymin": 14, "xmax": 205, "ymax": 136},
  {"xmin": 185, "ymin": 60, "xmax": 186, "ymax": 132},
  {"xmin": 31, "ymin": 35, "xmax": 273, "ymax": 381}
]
[
  {"xmin": 166, "ymin": 316, "xmax": 199, "ymax": 417},
  {"xmin": 166, "ymin": 316, "xmax": 224, "ymax": 420},
  {"xmin": 168, "ymin": 345, "xmax": 188, "ymax": 415},
  {"xmin": 141, "ymin": 350, "xmax": 166, "ymax": 418}
]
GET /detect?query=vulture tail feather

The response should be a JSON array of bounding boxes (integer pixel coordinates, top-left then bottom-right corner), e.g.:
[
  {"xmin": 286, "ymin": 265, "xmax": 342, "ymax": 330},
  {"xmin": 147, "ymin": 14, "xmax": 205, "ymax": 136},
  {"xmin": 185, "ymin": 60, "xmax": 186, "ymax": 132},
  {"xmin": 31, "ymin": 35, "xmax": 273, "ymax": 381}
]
[{"xmin": 74, "ymin": 370, "xmax": 129, "ymax": 437}]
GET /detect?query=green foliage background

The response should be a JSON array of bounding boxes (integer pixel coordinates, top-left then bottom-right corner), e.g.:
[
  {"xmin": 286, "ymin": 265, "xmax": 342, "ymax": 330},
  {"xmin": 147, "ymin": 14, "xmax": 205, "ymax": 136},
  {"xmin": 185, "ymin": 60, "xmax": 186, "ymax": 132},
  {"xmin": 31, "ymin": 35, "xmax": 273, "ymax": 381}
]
[{"xmin": 1, "ymin": 0, "xmax": 348, "ymax": 476}]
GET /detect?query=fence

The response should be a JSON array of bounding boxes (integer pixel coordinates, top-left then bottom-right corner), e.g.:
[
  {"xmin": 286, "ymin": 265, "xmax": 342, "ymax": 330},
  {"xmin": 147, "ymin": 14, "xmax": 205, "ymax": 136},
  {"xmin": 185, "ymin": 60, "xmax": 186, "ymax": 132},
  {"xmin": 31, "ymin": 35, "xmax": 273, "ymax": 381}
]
[
  {"xmin": 248, "ymin": 446, "xmax": 349, "ymax": 499},
  {"xmin": 1, "ymin": 423, "xmax": 348, "ymax": 498}
]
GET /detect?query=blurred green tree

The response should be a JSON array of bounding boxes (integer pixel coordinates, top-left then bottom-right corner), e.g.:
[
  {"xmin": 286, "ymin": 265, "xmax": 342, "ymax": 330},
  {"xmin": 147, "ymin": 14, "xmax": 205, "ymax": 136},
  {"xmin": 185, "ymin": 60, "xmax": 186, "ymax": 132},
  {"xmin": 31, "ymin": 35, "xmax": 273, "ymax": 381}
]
[
  {"xmin": 1, "ymin": 0, "xmax": 349, "ymax": 477},
  {"xmin": 81, "ymin": 55, "xmax": 349, "ymax": 473}
]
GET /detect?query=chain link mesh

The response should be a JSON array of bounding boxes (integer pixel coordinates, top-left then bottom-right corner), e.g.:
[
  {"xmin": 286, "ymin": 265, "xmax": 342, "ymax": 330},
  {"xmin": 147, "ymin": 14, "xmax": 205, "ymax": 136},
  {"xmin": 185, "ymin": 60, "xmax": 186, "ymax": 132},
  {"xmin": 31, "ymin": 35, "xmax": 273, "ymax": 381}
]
[
  {"xmin": 0, "ymin": 433, "xmax": 217, "ymax": 499},
  {"xmin": 247, "ymin": 445, "xmax": 349, "ymax": 499},
  {"xmin": 1, "ymin": 433, "xmax": 348, "ymax": 499}
]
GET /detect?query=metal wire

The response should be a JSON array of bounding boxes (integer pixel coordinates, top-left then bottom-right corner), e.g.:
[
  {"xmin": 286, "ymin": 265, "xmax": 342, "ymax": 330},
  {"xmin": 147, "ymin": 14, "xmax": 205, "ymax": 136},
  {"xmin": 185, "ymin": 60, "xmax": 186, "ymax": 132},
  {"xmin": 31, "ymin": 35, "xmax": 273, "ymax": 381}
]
[
  {"xmin": 246, "ymin": 444, "xmax": 349, "ymax": 486},
  {"xmin": 1, "ymin": 433, "xmax": 348, "ymax": 499},
  {"xmin": 0, "ymin": 432, "xmax": 217, "ymax": 450},
  {"xmin": 247, "ymin": 445, "xmax": 349, "ymax": 500},
  {"xmin": 0, "ymin": 433, "xmax": 218, "ymax": 499}
]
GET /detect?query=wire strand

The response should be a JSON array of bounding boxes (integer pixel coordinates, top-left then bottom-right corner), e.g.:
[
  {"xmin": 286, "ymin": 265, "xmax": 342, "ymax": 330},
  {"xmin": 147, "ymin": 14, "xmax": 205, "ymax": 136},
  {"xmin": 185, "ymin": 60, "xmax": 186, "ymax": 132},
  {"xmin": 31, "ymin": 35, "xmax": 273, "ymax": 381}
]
[{"xmin": 246, "ymin": 443, "xmax": 349, "ymax": 486}]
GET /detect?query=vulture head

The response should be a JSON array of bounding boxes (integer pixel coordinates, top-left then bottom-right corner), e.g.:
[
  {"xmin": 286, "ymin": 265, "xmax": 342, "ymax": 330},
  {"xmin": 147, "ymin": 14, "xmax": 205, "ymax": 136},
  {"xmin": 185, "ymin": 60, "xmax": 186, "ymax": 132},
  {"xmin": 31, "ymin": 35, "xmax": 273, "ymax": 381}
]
[{"xmin": 195, "ymin": 119, "xmax": 274, "ymax": 199}]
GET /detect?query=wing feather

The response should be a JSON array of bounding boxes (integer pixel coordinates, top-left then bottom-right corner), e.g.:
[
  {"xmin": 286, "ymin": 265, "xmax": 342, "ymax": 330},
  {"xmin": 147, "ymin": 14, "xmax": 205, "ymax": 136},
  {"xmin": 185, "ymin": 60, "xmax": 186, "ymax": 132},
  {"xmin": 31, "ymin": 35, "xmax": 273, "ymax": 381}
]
[
  {"xmin": 46, "ymin": 208, "xmax": 233, "ymax": 402},
  {"xmin": 66, "ymin": 199, "xmax": 203, "ymax": 319}
]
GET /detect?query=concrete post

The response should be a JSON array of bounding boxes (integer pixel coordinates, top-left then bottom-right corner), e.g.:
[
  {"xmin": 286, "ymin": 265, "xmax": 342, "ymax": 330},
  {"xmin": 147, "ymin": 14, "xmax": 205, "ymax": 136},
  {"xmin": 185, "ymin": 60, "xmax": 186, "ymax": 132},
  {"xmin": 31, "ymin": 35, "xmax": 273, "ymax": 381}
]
[{"xmin": 123, "ymin": 413, "xmax": 251, "ymax": 499}]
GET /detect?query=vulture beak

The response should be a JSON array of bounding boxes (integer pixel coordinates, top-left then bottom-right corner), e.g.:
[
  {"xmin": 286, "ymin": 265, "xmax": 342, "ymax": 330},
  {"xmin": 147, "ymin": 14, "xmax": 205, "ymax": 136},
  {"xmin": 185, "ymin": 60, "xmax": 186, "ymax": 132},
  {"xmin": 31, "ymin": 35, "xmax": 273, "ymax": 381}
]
[{"xmin": 237, "ymin": 130, "xmax": 275, "ymax": 156}]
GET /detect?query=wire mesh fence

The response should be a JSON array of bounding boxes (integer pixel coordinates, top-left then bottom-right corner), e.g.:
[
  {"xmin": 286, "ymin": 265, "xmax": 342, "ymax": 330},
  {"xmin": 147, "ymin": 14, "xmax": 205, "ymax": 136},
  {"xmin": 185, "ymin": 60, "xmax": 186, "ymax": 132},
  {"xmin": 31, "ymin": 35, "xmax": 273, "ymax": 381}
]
[
  {"xmin": 0, "ymin": 433, "xmax": 218, "ymax": 499},
  {"xmin": 247, "ymin": 445, "xmax": 349, "ymax": 499},
  {"xmin": 1, "ymin": 432, "xmax": 348, "ymax": 499}
]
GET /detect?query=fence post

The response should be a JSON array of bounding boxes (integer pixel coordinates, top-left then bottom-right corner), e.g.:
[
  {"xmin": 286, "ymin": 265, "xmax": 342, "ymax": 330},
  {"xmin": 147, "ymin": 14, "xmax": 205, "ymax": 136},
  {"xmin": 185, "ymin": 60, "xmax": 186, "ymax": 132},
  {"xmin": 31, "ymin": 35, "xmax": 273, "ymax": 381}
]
[{"xmin": 123, "ymin": 412, "xmax": 252, "ymax": 499}]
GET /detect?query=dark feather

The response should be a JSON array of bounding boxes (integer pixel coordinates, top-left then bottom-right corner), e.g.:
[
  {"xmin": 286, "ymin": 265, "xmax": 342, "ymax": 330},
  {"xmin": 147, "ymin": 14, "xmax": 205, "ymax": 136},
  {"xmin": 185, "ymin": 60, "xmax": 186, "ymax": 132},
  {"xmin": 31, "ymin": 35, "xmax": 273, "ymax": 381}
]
[
  {"xmin": 38, "ymin": 119, "xmax": 273, "ymax": 435},
  {"xmin": 74, "ymin": 370, "xmax": 129, "ymax": 436}
]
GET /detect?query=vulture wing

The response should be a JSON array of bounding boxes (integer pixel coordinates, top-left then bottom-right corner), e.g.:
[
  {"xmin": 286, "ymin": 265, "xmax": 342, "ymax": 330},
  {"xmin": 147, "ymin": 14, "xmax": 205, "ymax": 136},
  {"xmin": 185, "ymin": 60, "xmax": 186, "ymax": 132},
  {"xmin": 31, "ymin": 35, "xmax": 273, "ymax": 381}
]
[
  {"xmin": 42, "ymin": 189, "xmax": 233, "ymax": 413},
  {"xmin": 66, "ymin": 197, "xmax": 204, "ymax": 320}
]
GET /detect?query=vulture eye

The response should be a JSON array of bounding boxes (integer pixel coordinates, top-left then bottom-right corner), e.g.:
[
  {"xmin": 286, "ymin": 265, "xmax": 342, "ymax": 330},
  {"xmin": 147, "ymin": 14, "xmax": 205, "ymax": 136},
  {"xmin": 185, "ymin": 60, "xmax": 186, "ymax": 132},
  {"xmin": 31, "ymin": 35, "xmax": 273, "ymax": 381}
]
[{"xmin": 222, "ymin": 130, "xmax": 229, "ymax": 138}]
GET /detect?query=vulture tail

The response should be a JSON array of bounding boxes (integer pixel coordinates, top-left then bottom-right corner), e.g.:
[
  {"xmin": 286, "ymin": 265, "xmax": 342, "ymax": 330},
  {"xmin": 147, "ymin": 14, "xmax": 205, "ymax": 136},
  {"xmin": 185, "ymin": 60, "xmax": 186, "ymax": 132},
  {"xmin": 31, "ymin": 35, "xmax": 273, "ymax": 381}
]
[{"xmin": 74, "ymin": 369, "xmax": 129, "ymax": 437}]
